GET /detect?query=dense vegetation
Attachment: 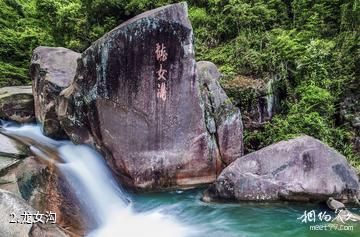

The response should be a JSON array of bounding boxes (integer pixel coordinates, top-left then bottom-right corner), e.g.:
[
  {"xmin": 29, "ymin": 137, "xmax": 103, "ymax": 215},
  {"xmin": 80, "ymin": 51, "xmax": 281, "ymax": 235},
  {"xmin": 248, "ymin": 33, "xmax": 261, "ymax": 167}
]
[{"xmin": 1, "ymin": 0, "xmax": 359, "ymax": 169}]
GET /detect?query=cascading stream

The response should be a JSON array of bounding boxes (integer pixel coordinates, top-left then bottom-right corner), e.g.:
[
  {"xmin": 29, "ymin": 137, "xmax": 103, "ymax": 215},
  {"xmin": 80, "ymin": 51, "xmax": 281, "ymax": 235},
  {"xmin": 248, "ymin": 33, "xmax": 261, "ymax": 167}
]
[
  {"xmin": 0, "ymin": 122, "xmax": 192, "ymax": 237},
  {"xmin": 1, "ymin": 122, "xmax": 359, "ymax": 237}
]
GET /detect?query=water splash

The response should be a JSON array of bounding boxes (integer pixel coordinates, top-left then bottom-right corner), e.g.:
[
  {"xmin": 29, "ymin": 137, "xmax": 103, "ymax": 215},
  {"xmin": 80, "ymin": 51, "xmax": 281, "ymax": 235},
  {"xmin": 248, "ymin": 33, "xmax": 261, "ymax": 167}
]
[
  {"xmin": 2, "ymin": 123, "xmax": 358, "ymax": 237},
  {"xmin": 0, "ymin": 123, "xmax": 192, "ymax": 237}
]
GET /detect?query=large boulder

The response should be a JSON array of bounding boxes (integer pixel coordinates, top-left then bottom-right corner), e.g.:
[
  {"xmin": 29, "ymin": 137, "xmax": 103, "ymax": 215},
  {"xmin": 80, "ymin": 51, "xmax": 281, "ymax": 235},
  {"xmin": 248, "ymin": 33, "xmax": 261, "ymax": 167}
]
[
  {"xmin": 0, "ymin": 189, "xmax": 68, "ymax": 237},
  {"xmin": 203, "ymin": 136, "xmax": 360, "ymax": 203},
  {"xmin": 30, "ymin": 47, "xmax": 80, "ymax": 138},
  {"xmin": 58, "ymin": 3, "xmax": 243, "ymax": 190},
  {"xmin": 0, "ymin": 86, "xmax": 35, "ymax": 123}
]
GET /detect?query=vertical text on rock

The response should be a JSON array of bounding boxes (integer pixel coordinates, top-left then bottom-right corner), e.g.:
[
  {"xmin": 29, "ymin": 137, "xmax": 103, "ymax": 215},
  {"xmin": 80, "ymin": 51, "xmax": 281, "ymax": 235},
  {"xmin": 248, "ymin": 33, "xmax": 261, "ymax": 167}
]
[{"xmin": 155, "ymin": 43, "xmax": 168, "ymax": 101}]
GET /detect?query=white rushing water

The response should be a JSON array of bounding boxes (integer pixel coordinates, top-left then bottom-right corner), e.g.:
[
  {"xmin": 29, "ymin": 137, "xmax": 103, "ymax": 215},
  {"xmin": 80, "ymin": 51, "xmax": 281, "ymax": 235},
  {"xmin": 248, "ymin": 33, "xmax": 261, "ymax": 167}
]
[
  {"xmin": 266, "ymin": 77, "xmax": 275, "ymax": 119},
  {"xmin": 1, "ymin": 123, "xmax": 191, "ymax": 237}
]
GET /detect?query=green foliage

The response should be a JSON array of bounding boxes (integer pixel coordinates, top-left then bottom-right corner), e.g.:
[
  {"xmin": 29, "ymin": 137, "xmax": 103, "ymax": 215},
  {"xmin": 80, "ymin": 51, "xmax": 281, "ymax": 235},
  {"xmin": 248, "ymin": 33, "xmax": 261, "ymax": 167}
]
[
  {"xmin": 261, "ymin": 84, "xmax": 336, "ymax": 145},
  {"xmin": 189, "ymin": 0, "xmax": 359, "ymax": 169},
  {"xmin": 0, "ymin": 0, "xmax": 359, "ymax": 169},
  {"xmin": 293, "ymin": 85, "xmax": 335, "ymax": 117},
  {"xmin": 0, "ymin": 0, "xmax": 56, "ymax": 85},
  {"xmin": 0, "ymin": 62, "xmax": 28, "ymax": 86}
]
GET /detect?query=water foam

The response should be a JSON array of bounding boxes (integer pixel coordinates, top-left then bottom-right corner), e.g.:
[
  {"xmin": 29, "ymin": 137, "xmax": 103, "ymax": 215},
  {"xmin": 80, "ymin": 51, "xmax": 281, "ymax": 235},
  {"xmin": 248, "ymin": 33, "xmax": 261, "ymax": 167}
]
[{"xmin": 1, "ymin": 123, "xmax": 192, "ymax": 237}]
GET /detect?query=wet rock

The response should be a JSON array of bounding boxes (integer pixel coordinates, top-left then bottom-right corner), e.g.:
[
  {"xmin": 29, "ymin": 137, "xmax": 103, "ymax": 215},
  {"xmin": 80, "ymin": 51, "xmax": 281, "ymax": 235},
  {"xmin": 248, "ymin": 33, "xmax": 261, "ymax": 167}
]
[
  {"xmin": 0, "ymin": 189, "xmax": 68, "ymax": 237},
  {"xmin": 30, "ymin": 47, "xmax": 80, "ymax": 139},
  {"xmin": 0, "ymin": 133, "xmax": 28, "ymax": 159},
  {"xmin": 29, "ymin": 223, "xmax": 69, "ymax": 237},
  {"xmin": 203, "ymin": 136, "xmax": 360, "ymax": 203},
  {"xmin": 0, "ymin": 157, "xmax": 88, "ymax": 236},
  {"xmin": 0, "ymin": 134, "xmax": 29, "ymax": 189},
  {"xmin": 0, "ymin": 86, "xmax": 35, "ymax": 124},
  {"xmin": 59, "ymin": 3, "xmax": 243, "ymax": 190},
  {"xmin": 0, "ymin": 156, "xmax": 20, "ymax": 178},
  {"xmin": 327, "ymin": 197, "xmax": 345, "ymax": 211}
]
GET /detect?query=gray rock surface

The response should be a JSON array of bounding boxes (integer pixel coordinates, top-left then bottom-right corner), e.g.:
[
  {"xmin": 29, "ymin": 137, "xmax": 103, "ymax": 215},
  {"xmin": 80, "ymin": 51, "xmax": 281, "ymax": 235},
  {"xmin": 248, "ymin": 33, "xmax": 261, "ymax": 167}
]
[
  {"xmin": 0, "ymin": 134, "xmax": 28, "ymax": 183},
  {"xmin": 30, "ymin": 47, "xmax": 80, "ymax": 138},
  {"xmin": 0, "ymin": 133, "xmax": 28, "ymax": 158},
  {"xmin": 327, "ymin": 197, "xmax": 346, "ymax": 211},
  {"xmin": 0, "ymin": 189, "xmax": 35, "ymax": 237},
  {"xmin": 203, "ymin": 136, "xmax": 360, "ymax": 203},
  {"xmin": 198, "ymin": 61, "xmax": 243, "ymax": 166},
  {"xmin": 0, "ymin": 189, "xmax": 68, "ymax": 237},
  {"xmin": 0, "ymin": 86, "xmax": 35, "ymax": 123}
]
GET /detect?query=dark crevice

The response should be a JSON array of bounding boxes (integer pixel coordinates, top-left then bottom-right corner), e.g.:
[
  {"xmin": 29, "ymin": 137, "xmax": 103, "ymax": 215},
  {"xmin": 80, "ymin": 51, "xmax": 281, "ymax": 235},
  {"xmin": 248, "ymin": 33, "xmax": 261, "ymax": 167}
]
[{"xmin": 202, "ymin": 82, "xmax": 227, "ymax": 173}]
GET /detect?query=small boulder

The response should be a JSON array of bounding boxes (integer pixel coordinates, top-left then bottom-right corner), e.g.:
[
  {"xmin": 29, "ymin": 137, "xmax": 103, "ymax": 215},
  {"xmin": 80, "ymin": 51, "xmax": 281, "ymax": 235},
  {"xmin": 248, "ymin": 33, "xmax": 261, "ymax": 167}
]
[
  {"xmin": 327, "ymin": 197, "xmax": 345, "ymax": 211},
  {"xmin": 326, "ymin": 198, "xmax": 360, "ymax": 224},
  {"xmin": 203, "ymin": 136, "xmax": 360, "ymax": 203},
  {"xmin": 0, "ymin": 86, "xmax": 35, "ymax": 124},
  {"xmin": 30, "ymin": 47, "xmax": 80, "ymax": 138}
]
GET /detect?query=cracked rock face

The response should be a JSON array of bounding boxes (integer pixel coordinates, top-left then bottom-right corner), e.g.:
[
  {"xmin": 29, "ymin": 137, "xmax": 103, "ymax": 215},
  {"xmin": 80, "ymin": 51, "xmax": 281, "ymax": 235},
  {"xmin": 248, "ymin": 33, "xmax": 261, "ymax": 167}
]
[
  {"xmin": 203, "ymin": 136, "xmax": 360, "ymax": 203},
  {"xmin": 198, "ymin": 61, "xmax": 243, "ymax": 166},
  {"xmin": 31, "ymin": 47, "xmax": 80, "ymax": 139},
  {"xmin": 57, "ymin": 3, "xmax": 243, "ymax": 190},
  {"xmin": 0, "ymin": 189, "xmax": 68, "ymax": 237}
]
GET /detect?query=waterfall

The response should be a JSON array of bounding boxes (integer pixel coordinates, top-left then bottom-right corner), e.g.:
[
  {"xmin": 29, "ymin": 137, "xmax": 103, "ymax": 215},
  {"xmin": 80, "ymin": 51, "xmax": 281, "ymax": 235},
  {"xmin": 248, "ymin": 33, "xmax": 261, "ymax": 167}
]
[
  {"xmin": 266, "ymin": 76, "xmax": 276, "ymax": 119},
  {"xmin": 0, "ymin": 123, "xmax": 191, "ymax": 237}
]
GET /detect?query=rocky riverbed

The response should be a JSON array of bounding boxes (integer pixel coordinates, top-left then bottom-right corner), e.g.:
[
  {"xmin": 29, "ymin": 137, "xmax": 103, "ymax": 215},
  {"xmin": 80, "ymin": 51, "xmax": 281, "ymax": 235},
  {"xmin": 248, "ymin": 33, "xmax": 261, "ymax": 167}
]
[{"xmin": 0, "ymin": 3, "xmax": 359, "ymax": 237}]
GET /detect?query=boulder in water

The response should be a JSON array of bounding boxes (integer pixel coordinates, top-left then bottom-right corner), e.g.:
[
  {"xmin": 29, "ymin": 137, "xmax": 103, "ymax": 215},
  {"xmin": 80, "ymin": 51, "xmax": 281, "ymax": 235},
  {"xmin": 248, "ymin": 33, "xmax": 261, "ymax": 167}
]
[
  {"xmin": 327, "ymin": 197, "xmax": 346, "ymax": 211},
  {"xmin": 57, "ymin": 3, "xmax": 243, "ymax": 190},
  {"xmin": 203, "ymin": 136, "xmax": 360, "ymax": 203},
  {"xmin": 0, "ymin": 86, "xmax": 35, "ymax": 124},
  {"xmin": 30, "ymin": 47, "xmax": 80, "ymax": 139}
]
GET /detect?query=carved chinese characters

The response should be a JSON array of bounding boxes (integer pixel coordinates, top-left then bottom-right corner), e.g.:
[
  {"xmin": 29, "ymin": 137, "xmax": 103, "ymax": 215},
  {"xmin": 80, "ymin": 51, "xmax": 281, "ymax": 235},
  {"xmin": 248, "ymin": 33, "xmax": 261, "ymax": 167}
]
[{"xmin": 155, "ymin": 43, "xmax": 168, "ymax": 101}]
